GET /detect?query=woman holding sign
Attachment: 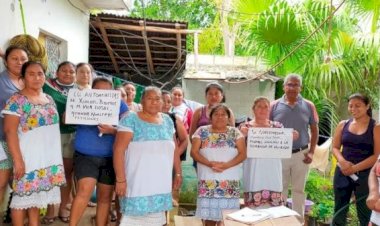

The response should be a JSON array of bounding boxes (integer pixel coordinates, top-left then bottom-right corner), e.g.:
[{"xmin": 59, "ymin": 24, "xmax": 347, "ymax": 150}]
[
  {"xmin": 240, "ymin": 97, "xmax": 293, "ymax": 208},
  {"xmin": 191, "ymin": 104, "xmax": 246, "ymax": 226},
  {"xmin": 69, "ymin": 77, "xmax": 128, "ymax": 226},
  {"xmin": 3, "ymin": 61, "xmax": 66, "ymax": 226}
]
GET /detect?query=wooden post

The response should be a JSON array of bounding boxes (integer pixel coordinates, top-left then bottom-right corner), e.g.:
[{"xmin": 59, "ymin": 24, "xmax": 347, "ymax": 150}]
[
  {"xmin": 96, "ymin": 17, "xmax": 120, "ymax": 74},
  {"xmin": 139, "ymin": 20, "xmax": 156, "ymax": 75},
  {"xmin": 194, "ymin": 32, "xmax": 199, "ymax": 71},
  {"xmin": 175, "ymin": 23, "xmax": 182, "ymax": 71}
]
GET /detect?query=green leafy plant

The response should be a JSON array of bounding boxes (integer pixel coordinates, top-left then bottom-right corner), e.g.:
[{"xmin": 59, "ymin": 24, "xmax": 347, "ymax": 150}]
[{"xmin": 305, "ymin": 170, "xmax": 334, "ymax": 223}]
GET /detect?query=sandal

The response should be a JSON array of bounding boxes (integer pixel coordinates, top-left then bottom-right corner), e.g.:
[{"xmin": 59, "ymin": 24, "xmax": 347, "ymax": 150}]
[
  {"xmin": 109, "ymin": 210, "xmax": 117, "ymax": 222},
  {"xmin": 41, "ymin": 217, "xmax": 56, "ymax": 225},
  {"xmin": 58, "ymin": 215, "xmax": 70, "ymax": 223},
  {"xmin": 58, "ymin": 208, "xmax": 70, "ymax": 223}
]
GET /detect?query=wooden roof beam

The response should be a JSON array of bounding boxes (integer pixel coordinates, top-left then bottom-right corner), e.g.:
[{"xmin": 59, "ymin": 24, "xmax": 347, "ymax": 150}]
[
  {"xmin": 139, "ymin": 20, "xmax": 156, "ymax": 75},
  {"xmin": 91, "ymin": 20, "xmax": 201, "ymax": 34},
  {"xmin": 95, "ymin": 17, "xmax": 120, "ymax": 73}
]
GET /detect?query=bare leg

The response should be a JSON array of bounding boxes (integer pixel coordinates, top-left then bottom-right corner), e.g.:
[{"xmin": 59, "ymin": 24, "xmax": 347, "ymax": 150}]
[
  {"xmin": 69, "ymin": 177, "xmax": 96, "ymax": 226},
  {"xmin": 27, "ymin": 207, "xmax": 40, "ymax": 226},
  {"xmin": 205, "ymin": 220, "xmax": 217, "ymax": 226},
  {"xmin": 0, "ymin": 169, "xmax": 11, "ymax": 205},
  {"xmin": 11, "ymin": 208, "xmax": 26, "ymax": 226},
  {"xmin": 60, "ymin": 158, "xmax": 73, "ymax": 217},
  {"xmin": 95, "ymin": 183, "xmax": 114, "ymax": 226}
]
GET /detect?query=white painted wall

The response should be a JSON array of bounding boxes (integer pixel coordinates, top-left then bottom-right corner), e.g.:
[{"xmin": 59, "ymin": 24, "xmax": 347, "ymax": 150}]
[
  {"xmin": 0, "ymin": 0, "xmax": 89, "ymax": 70},
  {"xmin": 182, "ymin": 79, "xmax": 276, "ymax": 119}
]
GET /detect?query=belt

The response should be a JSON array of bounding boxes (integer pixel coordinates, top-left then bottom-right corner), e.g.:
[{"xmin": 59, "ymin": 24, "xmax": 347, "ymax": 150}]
[{"xmin": 292, "ymin": 145, "xmax": 308, "ymax": 154}]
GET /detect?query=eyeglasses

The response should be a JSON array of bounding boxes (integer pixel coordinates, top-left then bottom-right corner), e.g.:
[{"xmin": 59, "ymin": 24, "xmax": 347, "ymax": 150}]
[{"xmin": 285, "ymin": 83, "xmax": 300, "ymax": 88}]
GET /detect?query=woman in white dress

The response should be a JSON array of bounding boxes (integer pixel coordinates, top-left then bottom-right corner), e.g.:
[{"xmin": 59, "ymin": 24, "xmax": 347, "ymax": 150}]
[
  {"xmin": 240, "ymin": 97, "xmax": 296, "ymax": 208},
  {"xmin": 2, "ymin": 61, "xmax": 66, "ymax": 226},
  {"xmin": 113, "ymin": 86, "xmax": 182, "ymax": 226},
  {"xmin": 191, "ymin": 104, "xmax": 246, "ymax": 226}
]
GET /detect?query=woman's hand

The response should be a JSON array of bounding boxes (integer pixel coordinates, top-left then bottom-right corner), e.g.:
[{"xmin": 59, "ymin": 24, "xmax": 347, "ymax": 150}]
[
  {"xmin": 367, "ymin": 192, "xmax": 380, "ymax": 210},
  {"xmin": 211, "ymin": 161, "xmax": 227, "ymax": 172},
  {"xmin": 173, "ymin": 174, "xmax": 182, "ymax": 190},
  {"xmin": 292, "ymin": 130, "xmax": 299, "ymax": 141},
  {"xmin": 239, "ymin": 125, "xmax": 249, "ymax": 137},
  {"xmin": 13, "ymin": 158, "xmax": 25, "ymax": 180},
  {"xmin": 115, "ymin": 181, "xmax": 127, "ymax": 197},
  {"xmin": 98, "ymin": 124, "xmax": 116, "ymax": 135}
]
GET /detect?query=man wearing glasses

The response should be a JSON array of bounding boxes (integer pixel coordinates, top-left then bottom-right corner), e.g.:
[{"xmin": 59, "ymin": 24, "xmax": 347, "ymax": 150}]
[{"xmin": 269, "ymin": 73, "xmax": 319, "ymax": 224}]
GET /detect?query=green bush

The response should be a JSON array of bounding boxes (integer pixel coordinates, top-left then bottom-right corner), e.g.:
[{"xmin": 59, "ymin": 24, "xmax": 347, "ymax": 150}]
[{"xmin": 305, "ymin": 170, "xmax": 334, "ymax": 223}]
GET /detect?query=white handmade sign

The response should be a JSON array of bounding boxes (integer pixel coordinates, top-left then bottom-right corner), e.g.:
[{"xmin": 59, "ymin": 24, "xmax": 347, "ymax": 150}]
[
  {"xmin": 247, "ymin": 127, "xmax": 293, "ymax": 158},
  {"xmin": 0, "ymin": 143, "xmax": 7, "ymax": 161},
  {"xmin": 65, "ymin": 89, "xmax": 121, "ymax": 125}
]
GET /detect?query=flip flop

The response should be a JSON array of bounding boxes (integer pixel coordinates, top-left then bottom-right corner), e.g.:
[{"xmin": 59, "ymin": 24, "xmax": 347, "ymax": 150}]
[{"xmin": 41, "ymin": 217, "xmax": 56, "ymax": 225}]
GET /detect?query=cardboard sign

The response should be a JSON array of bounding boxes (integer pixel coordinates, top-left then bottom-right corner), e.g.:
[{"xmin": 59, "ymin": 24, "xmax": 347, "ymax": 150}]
[
  {"xmin": 247, "ymin": 127, "xmax": 293, "ymax": 158},
  {"xmin": 65, "ymin": 89, "xmax": 121, "ymax": 125}
]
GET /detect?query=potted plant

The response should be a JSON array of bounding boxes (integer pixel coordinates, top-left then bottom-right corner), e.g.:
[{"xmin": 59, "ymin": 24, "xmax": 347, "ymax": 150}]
[{"xmin": 305, "ymin": 170, "xmax": 334, "ymax": 226}]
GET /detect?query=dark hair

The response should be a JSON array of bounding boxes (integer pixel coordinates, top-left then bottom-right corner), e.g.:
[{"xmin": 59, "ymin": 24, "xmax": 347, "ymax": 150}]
[
  {"xmin": 209, "ymin": 103, "xmax": 231, "ymax": 120},
  {"xmin": 162, "ymin": 90, "xmax": 171, "ymax": 96},
  {"xmin": 76, "ymin": 62, "xmax": 94, "ymax": 73},
  {"xmin": 205, "ymin": 82, "xmax": 226, "ymax": 103},
  {"xmin": 57, "ymin": 61, "xmax": 75, "ymax": 73},
  {"xmin": 348, "ymin": 93, "xmax": 372, "ymax": 117},
  {"xmin": 252, "ymin": 96, "xmax": 270, "ymax": 110},
  {"xmin": 122, "ymin": 82, "xmax": 136, "ymax": 88},
  {"xmin": 4, "ymin": 45, "xmax": 28, "ymax": 62},
  {"xmin": 171, "ymin": 86, "xmax": 184, "ymax": 97},
  {"xmin": 92, "ymin": 77, "xmax": 113, "ymax": 88},
  {"xmin": 21, "ymin": 61, "xmax": 45, "ymax": 78}
]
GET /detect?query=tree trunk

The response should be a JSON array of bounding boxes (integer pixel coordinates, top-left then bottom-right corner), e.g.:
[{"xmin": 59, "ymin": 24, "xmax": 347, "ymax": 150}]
[{"xmin": 220, "ymin": 0, "xmax": 236, "ymax": 57}]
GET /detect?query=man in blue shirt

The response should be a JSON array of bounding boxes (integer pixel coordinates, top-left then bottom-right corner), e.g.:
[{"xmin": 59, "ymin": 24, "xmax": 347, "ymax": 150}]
[{"xmin": 270, "ymin": 73, "xmax": 319, "ymax": 224}]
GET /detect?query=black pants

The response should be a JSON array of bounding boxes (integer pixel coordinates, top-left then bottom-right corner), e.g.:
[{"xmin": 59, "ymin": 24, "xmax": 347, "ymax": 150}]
[{"xmin": 332, "ymin": 167, "xmax": 371, "ymax": 226}]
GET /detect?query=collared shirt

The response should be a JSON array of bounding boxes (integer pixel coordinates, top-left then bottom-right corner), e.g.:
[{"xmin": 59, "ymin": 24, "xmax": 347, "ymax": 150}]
[{"xmin": 269, "ymin": 95, "xmax": 319, "ymax": 149}]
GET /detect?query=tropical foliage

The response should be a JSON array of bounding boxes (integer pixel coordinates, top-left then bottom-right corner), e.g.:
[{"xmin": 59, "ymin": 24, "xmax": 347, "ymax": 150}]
[{"xmin": 129, "ymin": 0, "xmax": 380, "ymax": 132}]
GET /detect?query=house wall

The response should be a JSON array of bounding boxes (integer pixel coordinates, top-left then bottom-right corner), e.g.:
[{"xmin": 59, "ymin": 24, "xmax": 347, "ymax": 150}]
[
  {"xmin": 0, "ymin": 0, "xmax": 89, "ymax": 71},
  {"xmin": 182, "ymin": 79, "xmax": 276, "ymax": 119}
]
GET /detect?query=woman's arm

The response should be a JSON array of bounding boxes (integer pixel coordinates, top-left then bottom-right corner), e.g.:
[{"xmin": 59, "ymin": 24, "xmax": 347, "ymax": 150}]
[
  {"xmin": 173, "ymin": 135, "xmax": 182, "ymax": 190},
  {"xmin": 213, "ymin": 137, "xmax": 247, "ymax": 172},
  {"xmin": 189, "ymin": 108, "xmax": 201, "ymax": 142},
  {"xmin": 175, "ymin": 115, "xmax": 189, "ymax": 156},
  {"xmin": 190, "ymin": 137, "xmax": 213, "ymax": 168},
  {"xmin": 3, "ymin": 115, "xmax": 24, "ymax": 179},
  {"xmin": 113, "ymin": 131, "xmax": 132, "ymax": 197},
  {"xmin": 367, "ymin": 164, "xmax": 380, "ymax": 211}
]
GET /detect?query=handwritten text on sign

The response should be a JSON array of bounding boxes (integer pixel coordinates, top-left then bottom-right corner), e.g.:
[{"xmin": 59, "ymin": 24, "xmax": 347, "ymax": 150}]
[
  {"xmin": 65, "ymin": 89, "xmax": 121, "ymax": 125},
  {"xmin": 247, "ymin": 128, "xmax": 293, "ymax": 158}
]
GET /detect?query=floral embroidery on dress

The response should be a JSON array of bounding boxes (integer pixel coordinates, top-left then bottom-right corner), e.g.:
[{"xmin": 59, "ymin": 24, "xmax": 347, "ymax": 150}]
[
  {"xmin": 198, "ymin": 180, "xmax": 240, "ymax": 199},
  {"xmin": 244, "ymin": 190, "xmax": 283, "ymax": 207},
  {"xmin": 197, "ymin": 126, "xmax": 242, "ymax": 149},
  {"xmin": 12, "ymin": 164, "xmax": 66, "ymax": 197},
  {"xmin": 3, "ymin": 93, "xmax": 59, "ymax": 133}
]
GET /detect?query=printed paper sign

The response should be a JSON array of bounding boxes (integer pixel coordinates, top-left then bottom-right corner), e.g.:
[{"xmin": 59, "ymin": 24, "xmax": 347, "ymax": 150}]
[
  {"xmin": 247, "ymin": 127, "xmax": 293, "ymax": 158},
  {"xmin": 65, "ymin": 89, "xmax": 121, "ymax": 125}
]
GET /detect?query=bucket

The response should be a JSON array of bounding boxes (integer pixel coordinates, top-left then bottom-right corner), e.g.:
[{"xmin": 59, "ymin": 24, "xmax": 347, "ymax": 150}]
[{"xmin": 286, "ymin": 198, "xmax": 314, "ymax": 214}]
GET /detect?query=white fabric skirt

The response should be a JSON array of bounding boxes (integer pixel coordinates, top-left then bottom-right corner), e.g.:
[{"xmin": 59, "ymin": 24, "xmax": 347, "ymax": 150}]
[{"xmin": 119, "ymin": 212, "xmax": 166, "ymax": 226}]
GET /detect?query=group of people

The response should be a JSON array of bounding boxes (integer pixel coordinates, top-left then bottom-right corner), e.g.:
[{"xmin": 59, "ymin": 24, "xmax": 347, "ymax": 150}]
[{"xmin": 0, "ymin": 44, "xmax": 380, "ymax": 226}]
